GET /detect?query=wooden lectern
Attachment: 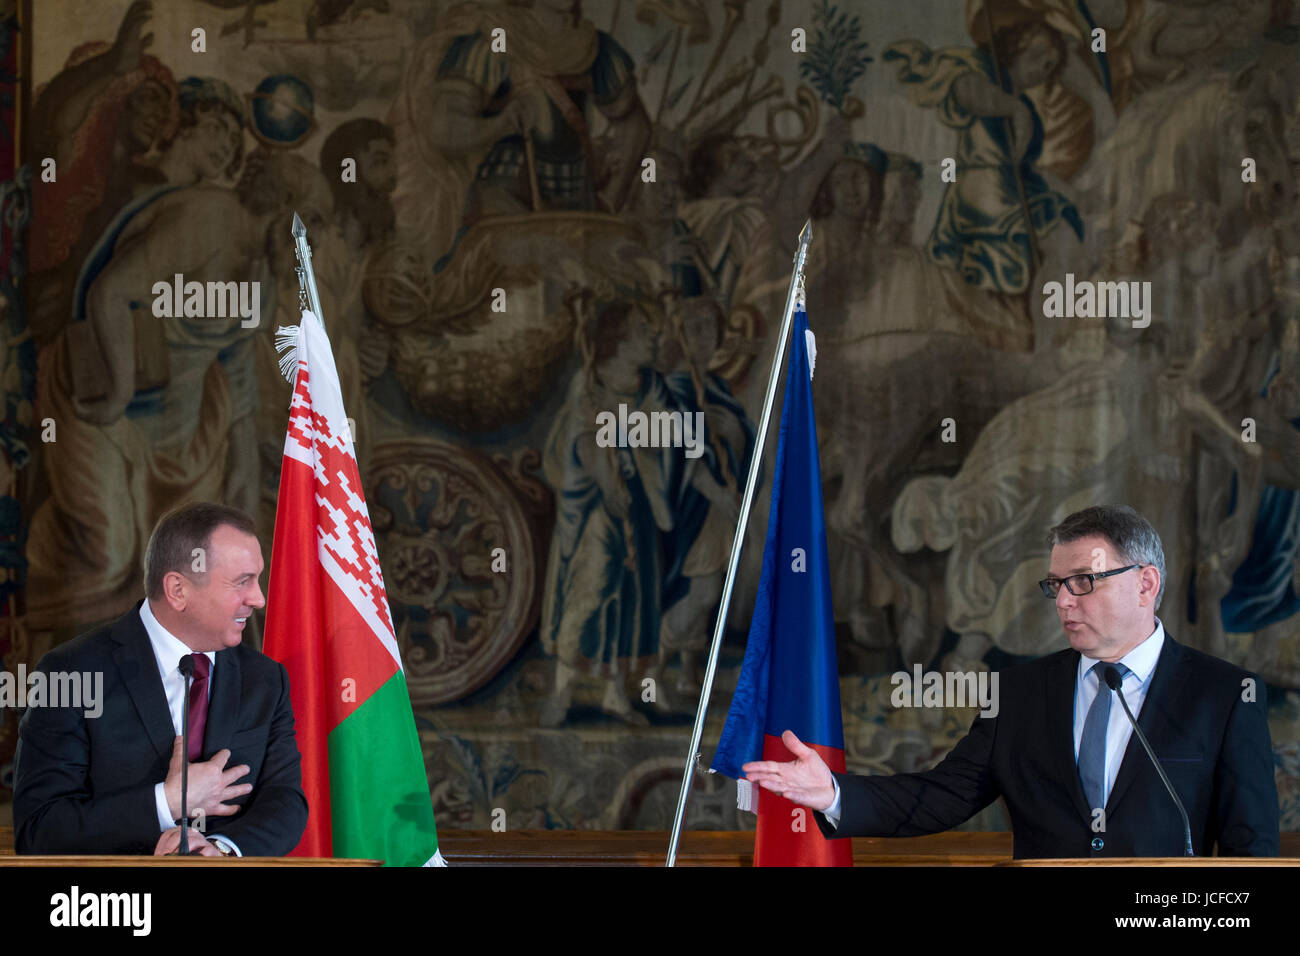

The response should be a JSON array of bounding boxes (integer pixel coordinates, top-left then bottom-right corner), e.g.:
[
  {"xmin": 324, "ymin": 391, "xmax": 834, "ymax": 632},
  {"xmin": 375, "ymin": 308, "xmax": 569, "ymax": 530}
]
[
  {"xmin": 0, "ymin": 855, "xmax": 380, "ymax": 866},
  {"xmin": 1005, "ymin": 857, "xmax": 1300, "ymax": 866},
  {"xmin": 2, "ymin": 826, "xmax": 1296, "ymax": 865},
  {"xmin": 0, "ymin": 825, "xmax": 380, "ymax": 865}
]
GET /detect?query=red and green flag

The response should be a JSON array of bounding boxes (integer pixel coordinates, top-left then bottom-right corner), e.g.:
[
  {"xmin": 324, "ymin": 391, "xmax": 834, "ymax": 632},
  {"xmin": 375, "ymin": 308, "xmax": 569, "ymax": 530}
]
[{"xmin": 264, "ymin": 309, "xmax": 443, "ymax": 866}]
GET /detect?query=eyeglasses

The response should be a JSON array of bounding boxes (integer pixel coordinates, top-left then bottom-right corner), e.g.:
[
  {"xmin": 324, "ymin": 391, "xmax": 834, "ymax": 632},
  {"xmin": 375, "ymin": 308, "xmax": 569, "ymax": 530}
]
[{"xmin": 1038, "ymin": 565, "xmax": 1139, "ymax": 598}]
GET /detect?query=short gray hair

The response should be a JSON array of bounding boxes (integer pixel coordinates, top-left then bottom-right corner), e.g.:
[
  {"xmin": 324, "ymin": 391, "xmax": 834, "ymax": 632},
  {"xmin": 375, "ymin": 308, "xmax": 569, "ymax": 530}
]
[{"xmin": 1047, "ymin": 505, "xmax": 1166, "ymax": 609}]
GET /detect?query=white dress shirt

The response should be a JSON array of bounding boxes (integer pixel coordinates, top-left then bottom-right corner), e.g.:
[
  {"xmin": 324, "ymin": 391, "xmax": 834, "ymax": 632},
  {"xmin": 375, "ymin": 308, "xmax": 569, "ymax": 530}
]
[
  {"xmin": 1072, "ymin": 618, "xmax": 1164, "ymax": 808},
  {"xmin": 822, "ymin": 619, "xmax": 1165, "ymax": 828},
  {"xmin": 139, "ymin": 600, "xmax": 241, "ymax": 855}
]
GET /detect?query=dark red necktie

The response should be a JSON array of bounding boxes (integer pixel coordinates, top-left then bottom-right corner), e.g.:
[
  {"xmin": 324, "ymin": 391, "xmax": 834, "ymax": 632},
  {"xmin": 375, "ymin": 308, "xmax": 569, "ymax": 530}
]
[{"xmin": 187, "ymin": 653, "xmax": 211, "ymax": 762}]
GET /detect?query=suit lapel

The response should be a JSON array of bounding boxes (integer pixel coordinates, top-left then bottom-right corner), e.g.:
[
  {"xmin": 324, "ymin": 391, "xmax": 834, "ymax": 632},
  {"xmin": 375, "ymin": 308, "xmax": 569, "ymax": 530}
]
[
  {"xmin": 1047, "ymin": 648, "xmax": 1092, "ymax": 822},
  {"xmin": 111, "ymin": 603, "xmax": 178, "ymax": 761},
  {"xmin": 1105, "ymin": 634, "xmax": 1189, "ymax": 816},
  {"xmin": 202, "ymin": 647, "xmax": 242, "ymax": 759}
]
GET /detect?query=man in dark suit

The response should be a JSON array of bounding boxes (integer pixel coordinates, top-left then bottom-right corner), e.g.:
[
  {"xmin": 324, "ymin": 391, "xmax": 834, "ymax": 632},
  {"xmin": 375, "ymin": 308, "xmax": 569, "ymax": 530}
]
[
  {"xmin": 743, "ymin": 505, "xmax": 1280, "ymax": 858},
  {"xmin": 14, "ymin": 502, "xmax": 308, "ymax": 856}
]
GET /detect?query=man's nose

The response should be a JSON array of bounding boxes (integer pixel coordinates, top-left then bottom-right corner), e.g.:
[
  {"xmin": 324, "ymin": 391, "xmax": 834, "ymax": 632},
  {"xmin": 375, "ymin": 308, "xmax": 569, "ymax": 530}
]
[
  {"xmin": 1056, "ymin": 584, "xmax": 1076, "ymax": 610},
  {"xmin": 248, "ymin": 582, "xmax": 266, "ymax": 609}
]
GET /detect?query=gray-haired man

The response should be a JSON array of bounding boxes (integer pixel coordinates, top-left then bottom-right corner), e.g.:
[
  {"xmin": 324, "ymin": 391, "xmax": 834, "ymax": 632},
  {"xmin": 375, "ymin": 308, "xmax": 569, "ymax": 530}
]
[{"xmin": 743, "ymin": 505, "xmax": 1280, "ymax": 858}]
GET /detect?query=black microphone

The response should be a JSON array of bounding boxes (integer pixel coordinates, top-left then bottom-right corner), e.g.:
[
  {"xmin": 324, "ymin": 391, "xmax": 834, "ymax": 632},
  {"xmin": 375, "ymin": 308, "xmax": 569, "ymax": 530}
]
[
  {"xmin": 177, "ymin": 654, "xmax": 194, "ymax": 856},
  {"xmin": 1103, "ymin": 665, "xmax": 1193, "ymax": 856}
]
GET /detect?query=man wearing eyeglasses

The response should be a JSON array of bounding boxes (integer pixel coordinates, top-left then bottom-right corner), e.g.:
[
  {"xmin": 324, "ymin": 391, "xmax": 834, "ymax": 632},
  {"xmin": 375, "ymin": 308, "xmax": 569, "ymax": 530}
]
[{"xmin": 743, "ymin": 504, "xmax": 1280, "ymax": 858}]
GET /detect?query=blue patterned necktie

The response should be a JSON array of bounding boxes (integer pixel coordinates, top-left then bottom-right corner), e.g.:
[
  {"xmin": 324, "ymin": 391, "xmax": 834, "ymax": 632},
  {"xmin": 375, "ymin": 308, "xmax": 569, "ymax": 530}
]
[{"xmin": 1078, "ymin": 661, "xmax": 1131, "ymax": 812}]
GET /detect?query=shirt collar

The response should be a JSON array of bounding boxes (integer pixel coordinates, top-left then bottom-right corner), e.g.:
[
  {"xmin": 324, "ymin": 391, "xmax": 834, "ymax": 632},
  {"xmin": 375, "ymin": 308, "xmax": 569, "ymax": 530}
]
[
  {"xmin": 140, "ymin": 598, "xmax": 216, "ymax": 677},
  {"xmin": 1077, "ymin": 617, "xmax": 1164, "ymax": 687}
]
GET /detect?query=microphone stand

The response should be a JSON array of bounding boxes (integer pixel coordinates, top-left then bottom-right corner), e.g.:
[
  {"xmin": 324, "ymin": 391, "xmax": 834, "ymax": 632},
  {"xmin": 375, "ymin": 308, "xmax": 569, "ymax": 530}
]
[
  {"xmin": 1104, "ymin": 666, "xmax": 1194, "ymax": 856},
  {"xmin": 177, "ymin": 655, "xmax": 194, "ymax": 856}
]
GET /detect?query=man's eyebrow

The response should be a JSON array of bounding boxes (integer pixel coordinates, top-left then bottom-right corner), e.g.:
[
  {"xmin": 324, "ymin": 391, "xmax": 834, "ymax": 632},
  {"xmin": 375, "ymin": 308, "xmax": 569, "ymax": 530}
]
[{"xmin": 1047, "ymin": 567, "xmax": 1093, "ymax": 576}]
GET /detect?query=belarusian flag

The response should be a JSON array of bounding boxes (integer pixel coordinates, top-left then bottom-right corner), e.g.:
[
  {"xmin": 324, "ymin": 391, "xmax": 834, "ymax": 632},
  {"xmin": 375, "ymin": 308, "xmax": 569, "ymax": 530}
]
[{"xmin": 263, "ymin": 308, "xmax": 444, "ymax": 866}]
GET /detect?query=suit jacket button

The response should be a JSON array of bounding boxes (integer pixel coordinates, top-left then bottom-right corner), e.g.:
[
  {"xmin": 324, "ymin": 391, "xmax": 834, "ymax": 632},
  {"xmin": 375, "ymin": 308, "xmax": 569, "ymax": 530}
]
[{"xmin": 1091, "ymin": 837, "xmax": 1104, "ymax": 851}]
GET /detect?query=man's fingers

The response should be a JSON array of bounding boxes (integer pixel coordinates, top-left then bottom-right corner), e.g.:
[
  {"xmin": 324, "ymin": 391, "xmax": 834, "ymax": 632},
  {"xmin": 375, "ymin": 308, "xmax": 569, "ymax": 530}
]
[
  {"xmin": 782, "ymin": 729, "xmax": 813, "ymax": 758},
  {"xmin": 752, "ymin": 777, "xmax": 813, "ymax": 802},
  {"xmin": 209, "ymin": 748, "xmax": 232, "ymax": 769},
  {"xmin": 181, "ymin": 829, "xmax": 216, "ymax": 854},
  {"xmin": 741, "ymin": 759, "xmax": 787, "ymax": 775},
  {"xmin": 220, "ymin": 764, "xmax": 251, "ymax": 785},
  {"xmin": 752, "ymin": 778, "xmax": 827, "ymax": 809},
  {"xmin": 154, "ymin": 826, "xmax": 209, "ymax": 856},
  {"xmin": 208, "ymin": 802, "xmax": 242, "ymax": 817}
]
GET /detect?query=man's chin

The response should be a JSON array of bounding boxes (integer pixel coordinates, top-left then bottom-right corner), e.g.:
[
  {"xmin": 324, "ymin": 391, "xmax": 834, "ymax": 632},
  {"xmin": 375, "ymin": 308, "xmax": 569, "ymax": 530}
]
[{"xmin": 1064, "ymin": 627, "xmax": 1093, "ymax": 651}]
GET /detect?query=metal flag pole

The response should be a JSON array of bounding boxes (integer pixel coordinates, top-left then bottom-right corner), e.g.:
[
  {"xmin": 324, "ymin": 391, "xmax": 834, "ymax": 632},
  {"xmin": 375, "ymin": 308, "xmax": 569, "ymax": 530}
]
[
  {"xmin": 665, "ymin": 219, "xmax": 814, "ymax": 867},
  {"xmin": 291, "ymin": 211, "xmax": 325, "ymax": 319}
]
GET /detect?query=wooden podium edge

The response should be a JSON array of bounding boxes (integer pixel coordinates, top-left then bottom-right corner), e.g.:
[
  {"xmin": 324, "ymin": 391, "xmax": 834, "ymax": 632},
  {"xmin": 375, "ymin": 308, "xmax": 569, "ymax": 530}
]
[
  {"xmin": 1002, "ymin": 857, "xmax": 1300, "ymax": 867},
  {"xmin": 2, "ymin": 827, "xmax": 1297, "ymax": 866},
  {"xmin": 0, "ymin": 856, "xmax": 383, "ymax": 867}
]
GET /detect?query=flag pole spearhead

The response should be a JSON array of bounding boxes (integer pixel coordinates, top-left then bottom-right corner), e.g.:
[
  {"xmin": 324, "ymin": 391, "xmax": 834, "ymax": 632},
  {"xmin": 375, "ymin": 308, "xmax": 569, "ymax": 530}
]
[
  {"xmin": 290, "ymin": 210, "xmax": 323, "ymax": 320},
  {"xmin": 799, "ymin": 218, "xmax": 813, "ymax": 249}
]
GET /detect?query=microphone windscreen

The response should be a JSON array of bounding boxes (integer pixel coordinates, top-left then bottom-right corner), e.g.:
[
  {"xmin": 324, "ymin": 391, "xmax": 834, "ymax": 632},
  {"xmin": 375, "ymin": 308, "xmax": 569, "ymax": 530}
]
[
  {"xmin": 1103, "ymin": 665, "xmax": 1123, "ymax": 690},
  {"xmin": 178, "ymin": 654, "xmax": 195, "ymax": 679}
]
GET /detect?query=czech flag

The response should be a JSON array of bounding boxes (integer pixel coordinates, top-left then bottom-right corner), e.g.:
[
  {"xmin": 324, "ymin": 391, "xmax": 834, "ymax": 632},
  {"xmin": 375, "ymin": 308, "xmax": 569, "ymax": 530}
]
[{"xmin": 710, "ymin": 306, "xmax": 851, "ymax": 866}]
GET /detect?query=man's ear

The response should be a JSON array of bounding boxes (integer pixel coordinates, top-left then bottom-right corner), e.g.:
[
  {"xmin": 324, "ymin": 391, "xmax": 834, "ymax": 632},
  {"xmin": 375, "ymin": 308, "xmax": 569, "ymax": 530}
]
[
  {"xmin": 1140, "ymin": 565, "xmax": 1161, "ymax": 606},
  {"xmin": 161, "ymin": 570, "xmax": 189, "ymax": 613}
]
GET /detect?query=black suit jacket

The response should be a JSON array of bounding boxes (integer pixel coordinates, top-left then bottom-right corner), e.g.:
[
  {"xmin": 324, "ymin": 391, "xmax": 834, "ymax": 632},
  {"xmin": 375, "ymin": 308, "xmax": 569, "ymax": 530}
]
[
  {"xmin": 816, "ymin": 634, "xmax": 1279, "ymax": 857},
  {"xmin": 14, "ymin": 601, "xmax": 308, "ymax": 855}
]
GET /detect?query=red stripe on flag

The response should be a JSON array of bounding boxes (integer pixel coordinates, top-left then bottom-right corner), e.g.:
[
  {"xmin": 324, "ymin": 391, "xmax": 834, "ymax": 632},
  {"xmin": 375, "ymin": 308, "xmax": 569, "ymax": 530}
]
[
  {"xmin": 265, "ymin": 355, "xmax": 405, "ymax": 857},
  {"xmin": 754, "ymin": 734, "xmax": 853, "ymax": 867},
  {"xmin": 265, "ymin": 453, "xmax": 332, "ymax": 857},
  {"xmin": 264, "ymin": 457, "xmax": 400, "ymax": 856}
]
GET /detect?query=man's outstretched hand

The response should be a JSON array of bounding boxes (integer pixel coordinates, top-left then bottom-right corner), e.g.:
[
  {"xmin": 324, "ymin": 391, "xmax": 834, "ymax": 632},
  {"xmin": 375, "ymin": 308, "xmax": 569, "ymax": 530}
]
[{"xmin": 741, "ymin": 730, "xmax": 836, "ymax": 812}]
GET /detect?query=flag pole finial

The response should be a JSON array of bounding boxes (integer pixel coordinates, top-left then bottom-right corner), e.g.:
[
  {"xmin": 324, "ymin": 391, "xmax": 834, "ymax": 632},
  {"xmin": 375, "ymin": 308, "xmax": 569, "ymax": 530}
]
[
  {"xmin": 799, "ymin": 217, "xmax": 813, "ymax": 248},
  {"xmin": 291, "ymin": 212, "xmax": 325, "ymax": 322}
]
